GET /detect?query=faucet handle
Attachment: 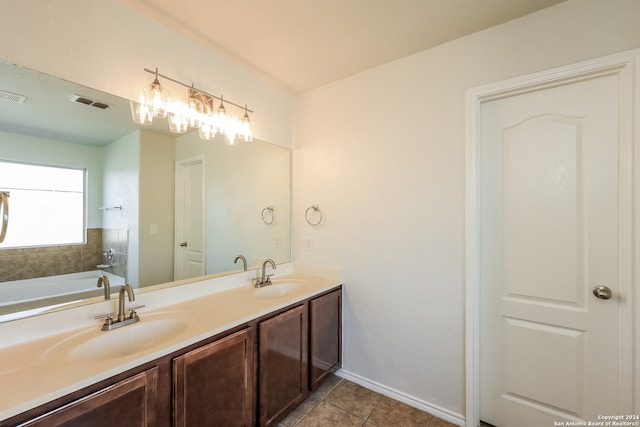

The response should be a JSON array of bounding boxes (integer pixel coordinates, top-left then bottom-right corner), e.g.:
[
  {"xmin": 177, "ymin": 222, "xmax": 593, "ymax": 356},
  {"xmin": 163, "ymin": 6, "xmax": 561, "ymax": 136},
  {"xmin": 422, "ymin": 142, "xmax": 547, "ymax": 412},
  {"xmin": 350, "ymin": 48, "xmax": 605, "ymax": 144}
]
[
  {"xmin": 95, "ymin": 313, "xmax": 114, "ymax": 325},
  {"xmin": 128, "ymin": 305, "xmax": 145, "ymax": 318}
]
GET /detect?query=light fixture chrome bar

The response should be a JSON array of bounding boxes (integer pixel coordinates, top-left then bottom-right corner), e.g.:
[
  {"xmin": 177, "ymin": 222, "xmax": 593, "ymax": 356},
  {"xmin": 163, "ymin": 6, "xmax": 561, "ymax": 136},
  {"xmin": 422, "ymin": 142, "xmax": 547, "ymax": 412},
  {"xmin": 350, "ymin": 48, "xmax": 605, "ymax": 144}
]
[{"xmin": 143, "ymin": 68, "xmax": 253, "ymax": 113}]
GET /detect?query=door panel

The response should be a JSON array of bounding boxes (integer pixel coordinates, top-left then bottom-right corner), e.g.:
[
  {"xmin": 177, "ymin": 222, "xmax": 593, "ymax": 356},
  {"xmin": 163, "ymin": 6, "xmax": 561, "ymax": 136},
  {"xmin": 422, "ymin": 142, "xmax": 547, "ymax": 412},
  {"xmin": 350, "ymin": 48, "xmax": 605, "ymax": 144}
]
[
  {"xmin": 480, "ymin": 74, "xmax": 620, "ymax": 426},
  {"xmin": 174, "ymin": 159, "xmax": 205, "ymax": 280},
  {"xmin": 503, "ymin": 115, "xmax": 584, "ymax": 304}
]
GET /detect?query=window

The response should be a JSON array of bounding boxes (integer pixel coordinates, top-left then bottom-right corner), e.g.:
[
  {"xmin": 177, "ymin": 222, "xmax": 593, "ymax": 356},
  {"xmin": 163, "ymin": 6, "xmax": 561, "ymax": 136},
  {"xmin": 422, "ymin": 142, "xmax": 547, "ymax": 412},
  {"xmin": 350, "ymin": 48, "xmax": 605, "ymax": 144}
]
[{"xmin": 0, "ymin": 160, "xmax": 86, "ymax": 248}]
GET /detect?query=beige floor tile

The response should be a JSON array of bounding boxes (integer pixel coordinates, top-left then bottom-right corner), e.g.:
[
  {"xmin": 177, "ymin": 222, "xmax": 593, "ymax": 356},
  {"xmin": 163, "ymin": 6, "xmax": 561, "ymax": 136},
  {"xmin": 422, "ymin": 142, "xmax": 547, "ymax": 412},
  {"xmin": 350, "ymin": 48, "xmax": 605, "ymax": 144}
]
[
  {"xmin": 297, "ymin": 401, "xmax": 365, "ymax": 427},
  {"xmin": 367, "ymin": 396, "xmax": 433, "ymax": 427},
  {"xmin": 279, "ymin": 377, "xmax": 344, "ymax": 426},
  {"xmin": 325, "ymin": 380, "xmax": 383, "ymax": 419},
  {"xmin": 428, "ymin": 417, "xmax": 458, "ymax": 427},
  {"xmin": 279, "ymin": 398, "xmax": 320, "ymax": 427},
  {"xmin": 311, "ymin": 375, "xmax": 343, "ymax": 399}
]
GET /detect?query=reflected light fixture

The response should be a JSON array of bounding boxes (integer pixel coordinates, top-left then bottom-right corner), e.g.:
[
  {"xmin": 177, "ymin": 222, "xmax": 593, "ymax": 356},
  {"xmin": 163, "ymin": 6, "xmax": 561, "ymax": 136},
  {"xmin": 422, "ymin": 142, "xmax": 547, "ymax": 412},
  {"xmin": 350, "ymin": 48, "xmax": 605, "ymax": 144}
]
[
  {"xmin": 168, "ymin": 110, "xmax": 188, "ymax": 134},
  {"xmin": 131, "ymin": 68, "xmax": 254, "ymax": 143},
  {"xmin": 198, "ymin": 118, "xmax": 216, "ymax": 140},
  {"xmin": 186, "ymin": 86, "xmax": 204, "ymax": 128},
  {"xmin": 130, "ymin": 95, "xmax": 153, "ymax": 125}
]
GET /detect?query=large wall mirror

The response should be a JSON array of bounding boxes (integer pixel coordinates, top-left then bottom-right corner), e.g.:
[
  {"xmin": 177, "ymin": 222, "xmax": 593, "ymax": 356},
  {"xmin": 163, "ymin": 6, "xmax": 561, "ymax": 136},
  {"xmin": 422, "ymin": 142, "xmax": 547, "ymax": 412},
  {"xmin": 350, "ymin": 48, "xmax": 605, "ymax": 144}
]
[{"xmin": 0, "ymin": 60, "xmax": 291, "ymax": 322}]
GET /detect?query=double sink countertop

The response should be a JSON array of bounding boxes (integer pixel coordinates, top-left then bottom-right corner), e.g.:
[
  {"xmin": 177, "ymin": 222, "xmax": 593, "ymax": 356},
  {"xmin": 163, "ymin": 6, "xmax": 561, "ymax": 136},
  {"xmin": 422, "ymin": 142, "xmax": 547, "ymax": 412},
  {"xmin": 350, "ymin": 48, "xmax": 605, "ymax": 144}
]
[{"xmin": 0, "ymin": 263, "xmax": 342, "ymax": 421}]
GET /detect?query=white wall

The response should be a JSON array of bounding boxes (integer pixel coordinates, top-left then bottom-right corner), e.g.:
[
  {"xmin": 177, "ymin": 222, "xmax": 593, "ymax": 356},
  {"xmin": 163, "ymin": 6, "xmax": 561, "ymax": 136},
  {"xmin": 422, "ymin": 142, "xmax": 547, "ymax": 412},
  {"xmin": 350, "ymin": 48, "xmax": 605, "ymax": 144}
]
[
  {"xmin": 102, "ymin": 131, "xmax": 140, "ymax": 284},
  {"xmin": 175, "ymin": 134, "xmax": 291, "ymax": 274},
  {"xmin": 138, "ymin": 130, "xmax": 175, "ymax": 286},
  {"xmin": 292, "ymin": 0, "xmax": 640, "ymax": 419},
  {"xmin": 0, "ymin": 0, "xmax": 292, "ymax": 149}
]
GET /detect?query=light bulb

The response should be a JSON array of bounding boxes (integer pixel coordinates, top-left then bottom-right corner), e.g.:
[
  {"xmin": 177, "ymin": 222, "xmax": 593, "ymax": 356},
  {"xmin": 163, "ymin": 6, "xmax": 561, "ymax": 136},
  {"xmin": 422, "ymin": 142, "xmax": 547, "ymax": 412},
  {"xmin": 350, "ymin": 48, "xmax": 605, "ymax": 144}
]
[
  {"xmin": 239, "ymin": 106, "xmax": 253, "ymax": 142},
  {"xmin": 144, "ymin": 71, "xmax": 169, "ymax": 118},
  {"xmin": 215, "ymin": 97, "xmax": 228, "ymax": 134}
]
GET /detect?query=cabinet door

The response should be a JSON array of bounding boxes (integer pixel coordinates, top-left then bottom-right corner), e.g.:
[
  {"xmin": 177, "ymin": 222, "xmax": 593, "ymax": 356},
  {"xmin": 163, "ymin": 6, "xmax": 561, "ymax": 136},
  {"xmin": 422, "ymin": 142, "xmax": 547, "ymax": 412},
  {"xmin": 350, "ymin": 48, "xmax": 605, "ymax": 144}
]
[
  {"xmin": 259, "ymin": 305, "xmax": 308, "ymax": 427},
  {"xmin": 173, "ymin": 328, "xmax": 253, "ymax": 427},
  {"xmin": 309, "ymin": 289, "xmax": 342, "ymax": 389},
  {"xmin": 23, "ymin": 368, "xmax": 158, "ymax": 427}
]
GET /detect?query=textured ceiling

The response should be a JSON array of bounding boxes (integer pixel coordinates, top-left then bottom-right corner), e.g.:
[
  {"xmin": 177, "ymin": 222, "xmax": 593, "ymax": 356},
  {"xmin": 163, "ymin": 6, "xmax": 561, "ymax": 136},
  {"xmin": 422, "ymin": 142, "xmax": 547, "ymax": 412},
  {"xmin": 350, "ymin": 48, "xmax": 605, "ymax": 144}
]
[
  {"xmin": 123, "ymin": 0, "xmax": 566, "ymax": 93},
  {"xmin": 0, "ymin": 61, "xmax": 171, "ymax": 146}
]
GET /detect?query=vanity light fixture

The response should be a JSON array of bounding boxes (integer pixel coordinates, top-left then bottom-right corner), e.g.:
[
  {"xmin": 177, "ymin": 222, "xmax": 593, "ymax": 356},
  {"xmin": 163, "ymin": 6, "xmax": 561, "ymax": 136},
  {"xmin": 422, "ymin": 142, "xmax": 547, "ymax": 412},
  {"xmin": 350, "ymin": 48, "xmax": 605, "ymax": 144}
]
[
  {"xmin": 130, "ymin": 68, "xmax": 254, "ymax": 144},
  {"xmin": 145, "ymin": 68, "xmax": 169, "ymax": 118},
  {"xmin": 239, "ymin": 105, "xmax": 254, "ymax": 142}
]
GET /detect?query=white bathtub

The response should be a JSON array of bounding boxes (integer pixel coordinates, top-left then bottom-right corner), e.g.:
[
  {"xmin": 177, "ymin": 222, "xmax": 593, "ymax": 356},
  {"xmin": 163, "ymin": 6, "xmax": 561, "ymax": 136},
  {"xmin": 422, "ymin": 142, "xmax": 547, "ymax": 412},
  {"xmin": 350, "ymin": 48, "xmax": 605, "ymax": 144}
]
[{"xmin": 0, "ymin": 271, "xmax": 125, "ymax": 319}]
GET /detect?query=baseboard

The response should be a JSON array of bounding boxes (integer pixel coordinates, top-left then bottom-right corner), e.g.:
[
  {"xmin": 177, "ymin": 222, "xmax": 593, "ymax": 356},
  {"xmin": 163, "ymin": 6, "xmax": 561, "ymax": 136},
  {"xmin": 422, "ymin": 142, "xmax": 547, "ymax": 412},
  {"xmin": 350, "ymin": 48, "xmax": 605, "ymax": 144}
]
[{"xmin": 335, "ymin": 368, "xmax": 465, "ymax": 427}]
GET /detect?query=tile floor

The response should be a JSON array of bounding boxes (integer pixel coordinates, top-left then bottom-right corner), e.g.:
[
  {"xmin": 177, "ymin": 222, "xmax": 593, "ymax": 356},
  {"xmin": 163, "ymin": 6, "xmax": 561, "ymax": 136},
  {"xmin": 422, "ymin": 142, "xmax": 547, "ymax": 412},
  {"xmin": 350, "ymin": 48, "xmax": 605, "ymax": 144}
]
[{"xmin": 278, "ymin": 376, "xmax": 458, "ymax": 427}]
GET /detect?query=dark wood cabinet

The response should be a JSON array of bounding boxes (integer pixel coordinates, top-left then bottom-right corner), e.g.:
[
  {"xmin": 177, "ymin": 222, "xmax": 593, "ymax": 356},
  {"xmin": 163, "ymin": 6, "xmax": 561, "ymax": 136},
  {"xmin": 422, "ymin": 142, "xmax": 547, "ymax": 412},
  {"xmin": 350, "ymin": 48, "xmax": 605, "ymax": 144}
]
[
  {"xmin": 173, "ymin": 328, "xmax": 253, "ymax": 427},
  {"xmin": 21, "ymin": 368, "xmax": 158, "ymax": 427},
  {"xmin": 5, "ymin": 285, "xmax": 342, "ymax": 427},
  {"xmin": 259, "ymin": 304, "xmax": 308, "ymax": 427},
  {"xmin": 309, "ymin": 289, "xmax": 342, "ymax": 389}
]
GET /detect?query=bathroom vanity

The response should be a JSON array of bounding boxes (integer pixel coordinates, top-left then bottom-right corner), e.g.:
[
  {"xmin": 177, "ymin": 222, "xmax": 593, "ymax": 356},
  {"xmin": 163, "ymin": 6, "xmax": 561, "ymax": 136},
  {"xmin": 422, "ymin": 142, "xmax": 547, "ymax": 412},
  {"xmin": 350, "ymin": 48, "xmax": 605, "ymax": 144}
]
[{"xmin": 0, "ymin": 271, "xmax": 342, "ymax": 427}]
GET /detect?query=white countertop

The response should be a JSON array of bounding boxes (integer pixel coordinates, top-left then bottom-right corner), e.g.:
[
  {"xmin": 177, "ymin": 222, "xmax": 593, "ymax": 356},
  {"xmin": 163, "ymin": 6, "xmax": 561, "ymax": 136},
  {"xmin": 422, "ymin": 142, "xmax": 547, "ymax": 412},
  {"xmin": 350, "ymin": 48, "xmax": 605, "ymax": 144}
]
[{"xmin": 0, "ymin": 263, "xmax": 342, "ymax": 421}]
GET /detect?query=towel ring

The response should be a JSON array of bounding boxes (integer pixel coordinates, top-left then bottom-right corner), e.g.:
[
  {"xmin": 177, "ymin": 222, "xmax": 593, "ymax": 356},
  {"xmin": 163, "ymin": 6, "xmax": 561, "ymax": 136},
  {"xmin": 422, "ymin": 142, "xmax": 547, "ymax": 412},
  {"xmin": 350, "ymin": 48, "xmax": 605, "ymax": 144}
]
[
  {"xmin": 305, "ymin": 205, "xmax": 323, "ymax": 226},
  {"xmin": 0, "ymin": 191, "xmax": 9, "ymax": 243},
  {"xmin": 261, "ymin": 206, "xmax": 274, "ymax": 225}
]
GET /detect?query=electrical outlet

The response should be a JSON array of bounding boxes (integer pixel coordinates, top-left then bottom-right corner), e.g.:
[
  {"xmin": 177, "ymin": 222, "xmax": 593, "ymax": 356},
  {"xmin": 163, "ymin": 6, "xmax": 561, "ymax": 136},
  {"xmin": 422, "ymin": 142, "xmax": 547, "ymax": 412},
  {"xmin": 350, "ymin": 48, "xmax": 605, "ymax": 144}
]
[
  {"xmin": 150, "ymin": 224, "xmax": 158, "ymax": 235},
  {"xmin": 303, "ymin": 236, "xmax": 313, "ymax": 251}
]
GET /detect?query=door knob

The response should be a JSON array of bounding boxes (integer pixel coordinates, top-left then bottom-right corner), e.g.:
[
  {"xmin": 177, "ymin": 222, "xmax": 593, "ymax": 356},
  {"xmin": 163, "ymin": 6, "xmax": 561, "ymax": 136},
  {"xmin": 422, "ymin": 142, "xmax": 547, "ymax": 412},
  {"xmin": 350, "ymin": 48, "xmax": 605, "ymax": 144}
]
[
  {"xmin": 592, "ymin": 285, "xmax": 612, "ymax": 300},
  {"xmin": 180, "ymin": 242, "xmax": 188, "ymax": 247}
]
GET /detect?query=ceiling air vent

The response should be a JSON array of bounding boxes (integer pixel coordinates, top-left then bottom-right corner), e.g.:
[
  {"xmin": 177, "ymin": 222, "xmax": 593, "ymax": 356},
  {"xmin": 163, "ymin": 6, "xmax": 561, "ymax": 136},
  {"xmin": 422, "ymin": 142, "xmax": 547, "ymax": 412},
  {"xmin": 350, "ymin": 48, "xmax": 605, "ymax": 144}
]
[
  {"xmin": 71, "ymin": 95, "xmax": 110, "ymax": 110},
  {"xmin": 0, "ymin": 90, "xmax": 27, "ymax": 104}
]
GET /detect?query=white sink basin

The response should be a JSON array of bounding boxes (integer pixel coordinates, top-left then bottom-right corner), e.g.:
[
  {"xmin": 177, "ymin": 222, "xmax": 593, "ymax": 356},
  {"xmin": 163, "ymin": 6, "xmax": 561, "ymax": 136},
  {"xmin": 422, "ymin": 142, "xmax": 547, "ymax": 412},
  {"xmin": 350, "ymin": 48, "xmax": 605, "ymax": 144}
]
[
  {"xmin": 253, "ymin": 281, "xmax": 303, "ymax": 299},
  {"xmin": 44, "ymin": 311, "xmax": 193, "ymax": 363}
]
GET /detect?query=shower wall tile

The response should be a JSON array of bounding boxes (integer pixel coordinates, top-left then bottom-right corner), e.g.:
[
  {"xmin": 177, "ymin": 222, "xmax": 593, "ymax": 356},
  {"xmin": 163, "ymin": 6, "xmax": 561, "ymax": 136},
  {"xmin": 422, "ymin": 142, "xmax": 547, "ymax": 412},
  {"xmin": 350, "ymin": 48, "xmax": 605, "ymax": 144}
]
[
  {"xmin": 101, "ymin": 228, "xmax": 128, "ymax": 280},
  {"xmin": 0, "ymin": 228, "xmax": 104, "ymax": 282}
]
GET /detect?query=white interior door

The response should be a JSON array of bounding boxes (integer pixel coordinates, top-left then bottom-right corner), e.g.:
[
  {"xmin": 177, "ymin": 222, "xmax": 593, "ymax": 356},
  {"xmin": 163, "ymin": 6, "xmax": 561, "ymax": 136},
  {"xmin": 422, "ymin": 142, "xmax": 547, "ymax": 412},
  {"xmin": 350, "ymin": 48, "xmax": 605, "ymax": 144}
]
[
  {"xmin": 174, "ymin": 158, "xmax": 205, "ymax": 280},
  {"xmin": 479, "ymin": 73, "xmax": 624, "ymax": 426}
]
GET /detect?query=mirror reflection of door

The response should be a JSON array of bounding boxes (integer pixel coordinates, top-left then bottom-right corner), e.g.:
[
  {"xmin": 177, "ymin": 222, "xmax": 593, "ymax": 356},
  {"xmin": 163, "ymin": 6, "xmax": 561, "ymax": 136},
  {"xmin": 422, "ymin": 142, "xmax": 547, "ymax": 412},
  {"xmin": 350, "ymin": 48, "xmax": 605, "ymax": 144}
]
[{"xmin": 174, "ymin": 157, "xmax": 205, "ymax": 280}]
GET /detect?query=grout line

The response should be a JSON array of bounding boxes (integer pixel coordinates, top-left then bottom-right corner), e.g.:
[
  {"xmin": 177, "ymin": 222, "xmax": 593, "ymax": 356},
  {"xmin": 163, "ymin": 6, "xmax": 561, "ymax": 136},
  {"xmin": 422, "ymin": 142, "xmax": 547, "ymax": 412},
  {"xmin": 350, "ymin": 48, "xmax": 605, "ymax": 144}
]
[
  {"xmin": 287, "ymin": 376, "xmax": 450, "ymax": 427},
  {"xmin": 324, "ymin": 400, "xmax": 367, "ymax": 421},
  {"xmin": 365, "ymin": 397, "xmax": 383, "ymax": 424}
]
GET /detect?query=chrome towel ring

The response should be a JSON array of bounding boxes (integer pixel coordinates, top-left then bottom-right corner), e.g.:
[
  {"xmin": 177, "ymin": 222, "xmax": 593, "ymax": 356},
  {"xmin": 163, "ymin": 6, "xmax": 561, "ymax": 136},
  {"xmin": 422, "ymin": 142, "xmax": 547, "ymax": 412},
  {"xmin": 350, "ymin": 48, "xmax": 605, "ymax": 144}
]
[
  {"xmin": 0, "ymin": 191, "xmax": 9, "ymax": 243},
  {"xmin": 261, "ymin": 206, "xmax": 275, "ymax": 225},
  {"xmin": 305, "ymin": 205, "xmax": 323, "ymax": 226}
]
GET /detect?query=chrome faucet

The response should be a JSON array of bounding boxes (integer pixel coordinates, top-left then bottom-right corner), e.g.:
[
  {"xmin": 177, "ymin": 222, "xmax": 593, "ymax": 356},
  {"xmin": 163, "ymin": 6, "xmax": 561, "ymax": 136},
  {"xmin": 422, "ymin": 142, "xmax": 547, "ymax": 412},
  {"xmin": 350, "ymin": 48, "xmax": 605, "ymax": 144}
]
[
  {"xmin": 255, "ymin": 259, "xmax": 276, "ymax": 288},
  {"xmin": 95, "ymin": 284, "xmax": 144, "ymax": 331},
  {"xmin": 234, "ymin": 255, "xmax": 248, "ymax": 271},
  {"xmin": 96, "ymin": 275, "xmax": 110, "ymax": 300},
  {"xmin": 97, "ymin": 249, "xmax": 115, "ymax": 269}
]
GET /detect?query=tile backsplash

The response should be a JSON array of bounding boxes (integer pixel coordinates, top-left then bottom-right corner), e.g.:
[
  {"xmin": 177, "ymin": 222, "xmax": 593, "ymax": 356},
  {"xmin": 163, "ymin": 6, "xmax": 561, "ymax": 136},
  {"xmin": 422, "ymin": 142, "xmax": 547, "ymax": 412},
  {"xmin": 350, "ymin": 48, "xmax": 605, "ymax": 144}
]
[{"xmin": 0, "ymin": 228, "xmax": 128, "ymax": 282}]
